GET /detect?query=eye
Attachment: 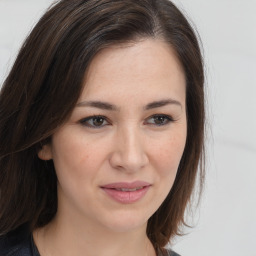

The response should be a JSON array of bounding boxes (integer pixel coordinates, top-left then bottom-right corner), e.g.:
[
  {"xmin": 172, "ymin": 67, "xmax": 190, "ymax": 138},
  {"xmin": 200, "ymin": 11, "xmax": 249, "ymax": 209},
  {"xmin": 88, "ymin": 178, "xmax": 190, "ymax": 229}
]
[
  {"xmin": 79, "ymin": 115, "xmax": 110, "ymax": 128},
  {"xmin": 145, "ymin": 114, "xmax": 174, "ymax": 126}
]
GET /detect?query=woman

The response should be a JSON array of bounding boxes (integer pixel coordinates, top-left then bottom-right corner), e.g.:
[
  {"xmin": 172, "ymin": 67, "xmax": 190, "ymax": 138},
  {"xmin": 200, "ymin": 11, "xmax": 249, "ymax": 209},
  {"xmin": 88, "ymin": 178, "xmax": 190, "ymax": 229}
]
[{"xmin": 0, "ymin": 0, "xmax": 205, "ymax": 255}]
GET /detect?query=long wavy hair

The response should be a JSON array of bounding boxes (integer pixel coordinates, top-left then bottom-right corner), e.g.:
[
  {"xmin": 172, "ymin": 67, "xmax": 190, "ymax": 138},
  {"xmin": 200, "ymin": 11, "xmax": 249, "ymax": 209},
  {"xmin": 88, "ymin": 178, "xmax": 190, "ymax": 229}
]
[{"xmin": 0, "ymin": 0, "xmax": 205, "ymax": 254}]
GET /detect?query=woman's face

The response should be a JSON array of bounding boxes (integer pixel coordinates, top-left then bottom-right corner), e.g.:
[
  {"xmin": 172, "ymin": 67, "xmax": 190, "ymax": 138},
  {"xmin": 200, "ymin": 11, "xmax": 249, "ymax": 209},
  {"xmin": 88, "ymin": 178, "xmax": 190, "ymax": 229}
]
[{"xmin": 39, "ymin": 39, "xmax": 187, "ymax": 233}]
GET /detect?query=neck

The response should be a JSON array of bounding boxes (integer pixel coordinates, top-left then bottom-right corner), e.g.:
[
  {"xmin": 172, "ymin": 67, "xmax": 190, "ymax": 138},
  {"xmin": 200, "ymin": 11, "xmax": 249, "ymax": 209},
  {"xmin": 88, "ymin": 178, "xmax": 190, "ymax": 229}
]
[{"xmin": 33, "ymin": 215, "xmax": 156, "ymax": 256}]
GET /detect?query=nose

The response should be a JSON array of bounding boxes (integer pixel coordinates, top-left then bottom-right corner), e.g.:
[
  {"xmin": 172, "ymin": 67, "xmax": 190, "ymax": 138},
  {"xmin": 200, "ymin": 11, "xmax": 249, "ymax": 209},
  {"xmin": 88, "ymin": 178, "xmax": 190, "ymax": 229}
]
[{"xmin": 109, "ymin": 126, "xmax": 149, "ymax": 173}]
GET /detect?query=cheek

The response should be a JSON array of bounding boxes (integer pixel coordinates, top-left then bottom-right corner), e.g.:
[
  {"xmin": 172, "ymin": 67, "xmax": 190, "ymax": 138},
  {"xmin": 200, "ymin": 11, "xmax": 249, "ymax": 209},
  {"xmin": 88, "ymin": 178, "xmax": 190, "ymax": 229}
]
[
  {"xmin": 51, "ymin": 133, "xmax": 108, "ymax": 181},
  {"xmin": 150, "ymin": 132, "xmax": 186, "ymax": 178},
  {"xmin": 147, "ymin": 131, "xmax": 186, "ymax": 210},
  {"xmin": 50, "ymin": 136, "xmax": 100, "ymax": 204}
]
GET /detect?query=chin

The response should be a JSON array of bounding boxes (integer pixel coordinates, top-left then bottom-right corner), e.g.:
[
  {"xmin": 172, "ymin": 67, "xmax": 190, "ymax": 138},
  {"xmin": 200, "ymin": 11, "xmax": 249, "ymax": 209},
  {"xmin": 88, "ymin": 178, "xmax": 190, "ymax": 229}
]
[{"xmin": 100, "ymin": 210, "xmax": 150, "ymax": 233}]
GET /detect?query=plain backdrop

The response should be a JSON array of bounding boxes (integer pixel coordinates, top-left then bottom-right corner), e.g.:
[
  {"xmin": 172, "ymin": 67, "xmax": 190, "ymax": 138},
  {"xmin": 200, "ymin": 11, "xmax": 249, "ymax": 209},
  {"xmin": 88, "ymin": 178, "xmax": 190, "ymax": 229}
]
[{"xmin": 0, "ymin": 1, "xmax": 255, "ymax": 255}]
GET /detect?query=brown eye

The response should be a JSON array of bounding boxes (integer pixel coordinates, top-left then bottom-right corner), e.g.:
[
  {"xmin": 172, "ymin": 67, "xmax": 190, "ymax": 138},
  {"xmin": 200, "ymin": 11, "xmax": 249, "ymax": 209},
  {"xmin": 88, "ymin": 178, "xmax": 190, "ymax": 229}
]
[
  {"xmin": 92, "ymin": 117, "xmax": 105, "ymax": 126},
  {"xmin": 146, "ymin": 114, "xmax": 173, "ymax": 126},
  {"xmin": 80, "ymin": 115, "xmax": 109, "ymax": 128},
  {"xmin": 154, "ymin": 116, "xmax": 167, "ymax": 125}
]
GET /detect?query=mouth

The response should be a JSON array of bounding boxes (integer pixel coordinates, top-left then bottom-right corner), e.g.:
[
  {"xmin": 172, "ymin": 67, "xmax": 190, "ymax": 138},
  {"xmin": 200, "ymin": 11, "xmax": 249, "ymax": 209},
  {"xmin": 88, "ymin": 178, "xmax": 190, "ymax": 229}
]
[
  {"xmin": 113, "ymin": 187, "xmax": 144, "ymax": 192},
  {"xmin": 100, "ymin": 181, "xmax": 151, "ymax": 204}
]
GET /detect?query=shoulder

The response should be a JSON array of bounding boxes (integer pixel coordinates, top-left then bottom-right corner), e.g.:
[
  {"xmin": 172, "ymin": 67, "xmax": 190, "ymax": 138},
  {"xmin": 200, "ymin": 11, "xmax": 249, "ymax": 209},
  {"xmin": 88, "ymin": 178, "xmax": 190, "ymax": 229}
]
[
  {"xmin": 164, "ymin": 249, "xmax": 181, "ymax": 256},
  {"xmin": 170, "ymin": 251, "xmax": 181, "ymax": 256},
  {"xmin": 0, "ymin": 224, "xmax": 33, "ymax": 256},
  {"xmin": 158, "ymin": 248, "xmax": 181, "ymax": 256}
]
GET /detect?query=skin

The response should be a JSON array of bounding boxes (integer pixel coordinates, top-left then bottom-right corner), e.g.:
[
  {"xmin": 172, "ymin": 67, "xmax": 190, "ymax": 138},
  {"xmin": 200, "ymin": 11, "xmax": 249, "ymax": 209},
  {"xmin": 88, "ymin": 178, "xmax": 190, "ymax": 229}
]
[{"xmin": 36, "ymin": 38, "xmax": 187, "ymax": 256}]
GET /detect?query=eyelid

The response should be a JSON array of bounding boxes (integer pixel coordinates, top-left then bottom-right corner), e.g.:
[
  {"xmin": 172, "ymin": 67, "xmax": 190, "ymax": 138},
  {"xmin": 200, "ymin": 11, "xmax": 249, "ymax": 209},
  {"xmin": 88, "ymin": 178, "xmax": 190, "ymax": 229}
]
[
  {"xmin": 144, "ymin": 114, "xmax": 175, "ymax": 126},
  {"xmin": 78, "ymin": 113, "xmax": 176, "ymax": 129},
  {"xmin": 79, "ymin": 115, "xmax": 110, "ymax": 128}
]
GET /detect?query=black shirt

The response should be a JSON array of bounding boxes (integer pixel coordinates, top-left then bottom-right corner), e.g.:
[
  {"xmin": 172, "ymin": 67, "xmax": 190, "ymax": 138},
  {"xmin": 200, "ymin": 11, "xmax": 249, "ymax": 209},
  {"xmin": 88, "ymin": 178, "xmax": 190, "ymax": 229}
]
[{"xmin": 0, "ymin": 224, "xmax": 180, "ymax": 256}]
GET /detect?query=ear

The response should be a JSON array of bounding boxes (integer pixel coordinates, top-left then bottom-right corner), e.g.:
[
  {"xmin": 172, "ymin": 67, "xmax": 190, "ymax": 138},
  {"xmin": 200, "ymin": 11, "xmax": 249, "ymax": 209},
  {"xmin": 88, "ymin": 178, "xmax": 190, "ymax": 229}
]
[{"xmin": 38, "ymin": 143, "xmax": 53, "ymax": 160}]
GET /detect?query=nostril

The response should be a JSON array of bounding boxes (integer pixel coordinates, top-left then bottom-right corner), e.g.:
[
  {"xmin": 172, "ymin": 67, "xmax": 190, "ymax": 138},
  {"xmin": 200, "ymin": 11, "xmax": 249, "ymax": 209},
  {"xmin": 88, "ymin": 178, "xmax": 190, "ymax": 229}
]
[{"xmin": 109, "ymin": 131, "xmax": 149, "ymax": 172}]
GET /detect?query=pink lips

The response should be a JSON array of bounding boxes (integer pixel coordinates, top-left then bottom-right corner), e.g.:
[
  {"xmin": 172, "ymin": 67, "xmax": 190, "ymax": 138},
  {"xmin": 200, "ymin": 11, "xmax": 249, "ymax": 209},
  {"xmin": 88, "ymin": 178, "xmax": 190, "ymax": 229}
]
[{"xmin": 100, "ymin": 181, "xmax": 151, "ymax": 204}]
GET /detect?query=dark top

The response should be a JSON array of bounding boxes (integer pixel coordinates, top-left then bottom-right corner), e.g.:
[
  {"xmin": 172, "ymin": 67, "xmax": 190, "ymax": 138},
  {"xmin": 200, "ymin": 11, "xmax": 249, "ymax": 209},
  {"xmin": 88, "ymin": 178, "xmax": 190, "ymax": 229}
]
[{"xmin": 0, "ymin": 224, "xmax": 180, "ymax": 256}]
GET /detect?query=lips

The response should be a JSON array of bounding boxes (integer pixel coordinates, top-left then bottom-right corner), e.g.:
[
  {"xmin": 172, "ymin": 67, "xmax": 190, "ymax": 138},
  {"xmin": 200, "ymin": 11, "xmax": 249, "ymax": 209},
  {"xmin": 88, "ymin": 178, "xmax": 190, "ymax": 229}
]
[
  {"xmin": 100, "ymin": 181, "xmax": 151, "ymax": 204},
  {"xmin": 114, "ymin": 187, "xmax": 144, "ymax": 192}
]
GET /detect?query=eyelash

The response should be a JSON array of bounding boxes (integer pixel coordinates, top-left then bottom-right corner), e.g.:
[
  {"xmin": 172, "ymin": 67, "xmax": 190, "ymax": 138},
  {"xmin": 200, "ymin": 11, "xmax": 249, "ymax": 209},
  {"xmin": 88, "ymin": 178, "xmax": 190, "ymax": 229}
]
[
  {"xmin": 79, "ymin": 114, "xmax": 175, "ymax": 129},
  {"xmin": 146, "ymin": 114, "xmax": 174, "ymax": 126},
  {"xmin": 79, "ymin": 115, "xmax": 110, "ymax": 129}
]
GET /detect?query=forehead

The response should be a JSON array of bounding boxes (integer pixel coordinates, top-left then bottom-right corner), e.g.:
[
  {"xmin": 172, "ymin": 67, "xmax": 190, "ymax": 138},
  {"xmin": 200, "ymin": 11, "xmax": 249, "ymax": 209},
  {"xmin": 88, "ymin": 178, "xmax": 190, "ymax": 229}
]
[{"xmin": 80, "ymin": 39, "xmax": 186, "ymax": 104}]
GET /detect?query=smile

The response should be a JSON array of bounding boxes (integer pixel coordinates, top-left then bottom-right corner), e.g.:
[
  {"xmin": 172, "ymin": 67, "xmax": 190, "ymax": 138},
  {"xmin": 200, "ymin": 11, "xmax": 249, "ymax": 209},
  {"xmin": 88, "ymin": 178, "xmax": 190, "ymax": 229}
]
[
  {"xmin": 100, "ymin": 181, "xmax": 151, "ymax": 204},
  {"xmin": 115, "ymin": 187, "xmax": 143, "ymax": 192}
]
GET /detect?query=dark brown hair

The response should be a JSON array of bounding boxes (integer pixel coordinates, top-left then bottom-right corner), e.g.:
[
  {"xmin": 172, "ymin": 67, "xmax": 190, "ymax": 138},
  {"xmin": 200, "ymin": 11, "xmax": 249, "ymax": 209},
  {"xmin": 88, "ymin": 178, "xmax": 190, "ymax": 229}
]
[{"xmin": 0, "ymin": 0, "xmax": 205, "ymax": 253}]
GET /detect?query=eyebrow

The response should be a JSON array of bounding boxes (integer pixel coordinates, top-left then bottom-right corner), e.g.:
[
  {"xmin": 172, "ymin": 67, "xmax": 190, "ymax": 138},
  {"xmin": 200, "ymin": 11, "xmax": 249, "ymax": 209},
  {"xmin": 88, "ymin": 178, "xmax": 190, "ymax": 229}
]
[
  {"xmin": 144, "ymin": 99, "xmax": 182, "ymax": 110},
  {"xmin": 76, "ymin": 101, "xmax": 119, "ymax": 111},
  {"xmin": 76, "ymin": 98, "xmax": 182, "ymax": 111}
]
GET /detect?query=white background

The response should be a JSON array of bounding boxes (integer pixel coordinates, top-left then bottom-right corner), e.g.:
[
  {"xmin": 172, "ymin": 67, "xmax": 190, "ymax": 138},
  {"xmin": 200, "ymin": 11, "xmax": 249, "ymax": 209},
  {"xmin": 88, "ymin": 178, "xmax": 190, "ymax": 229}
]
[{"xmin": 0, "ymin": 0, "xmax": 255, "ymax": 255}]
